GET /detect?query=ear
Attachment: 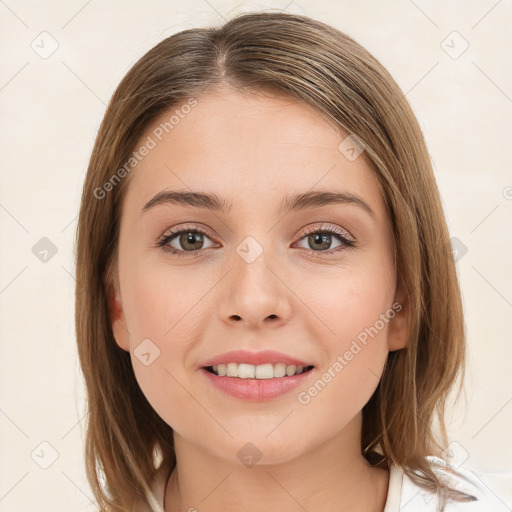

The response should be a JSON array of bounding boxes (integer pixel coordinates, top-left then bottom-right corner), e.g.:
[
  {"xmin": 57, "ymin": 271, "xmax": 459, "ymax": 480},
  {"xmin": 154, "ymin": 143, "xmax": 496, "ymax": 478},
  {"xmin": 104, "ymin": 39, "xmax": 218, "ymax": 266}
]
[
  {"xmin": 105, "ymin": 261, "xmax": 130, "ymax": 352},
  {"xmin": 386, "ymin": 281, "xmax": 409, "ymax": 352}
]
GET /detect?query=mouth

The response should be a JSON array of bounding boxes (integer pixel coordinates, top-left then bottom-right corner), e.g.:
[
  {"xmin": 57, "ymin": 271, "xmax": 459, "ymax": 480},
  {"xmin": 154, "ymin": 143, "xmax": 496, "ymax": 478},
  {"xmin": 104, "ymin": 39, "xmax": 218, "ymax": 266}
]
[
  {"xmin": 204, "ymin": 362, "xmax": 315, "ymax": 379},
  {"xmin": 199, "ymin": 349, "xmax": 316, "ymax": 400}
]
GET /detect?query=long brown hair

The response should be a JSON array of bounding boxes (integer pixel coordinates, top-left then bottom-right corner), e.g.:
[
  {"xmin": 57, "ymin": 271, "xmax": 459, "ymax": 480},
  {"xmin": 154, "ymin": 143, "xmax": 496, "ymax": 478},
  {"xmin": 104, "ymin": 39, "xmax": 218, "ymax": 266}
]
[{"xmin": 75, "ymin": 11, "xmax": 468, "ymax": 511}]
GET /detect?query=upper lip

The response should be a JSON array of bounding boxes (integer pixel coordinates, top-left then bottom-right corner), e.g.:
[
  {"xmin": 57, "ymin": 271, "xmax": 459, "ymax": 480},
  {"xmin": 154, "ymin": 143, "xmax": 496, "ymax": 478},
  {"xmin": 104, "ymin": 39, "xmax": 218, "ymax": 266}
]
[{"xmin": 200, "ymin": 350, "xmax": 312, "ymax": 368}]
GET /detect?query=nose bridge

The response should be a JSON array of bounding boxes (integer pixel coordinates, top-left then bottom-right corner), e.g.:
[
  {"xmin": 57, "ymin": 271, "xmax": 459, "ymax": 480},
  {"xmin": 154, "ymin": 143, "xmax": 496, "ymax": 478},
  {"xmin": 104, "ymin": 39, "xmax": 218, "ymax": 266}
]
[{"xmin": 218, "ymin": 232, "xmax": 291, "ymax": 326}]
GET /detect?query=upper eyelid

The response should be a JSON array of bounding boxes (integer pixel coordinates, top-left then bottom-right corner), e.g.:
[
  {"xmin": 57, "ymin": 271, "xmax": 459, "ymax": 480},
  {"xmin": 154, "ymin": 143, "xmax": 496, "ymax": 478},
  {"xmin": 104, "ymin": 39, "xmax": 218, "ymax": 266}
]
[
  {"xmin": 301, "ymin": 223, "xmax": 353, "ymax": 239},
  {"xmin": 161, "ymin": 223, "xmax": 216, "ymax": 240}
]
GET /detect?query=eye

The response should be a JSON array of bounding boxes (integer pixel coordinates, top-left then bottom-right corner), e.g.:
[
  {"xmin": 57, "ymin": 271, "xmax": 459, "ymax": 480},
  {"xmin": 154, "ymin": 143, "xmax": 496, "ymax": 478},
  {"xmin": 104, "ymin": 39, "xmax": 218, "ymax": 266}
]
[
  {"xmin": 294, "ymin": 223, "xmax": 356, "ymax": 255},
  {"xmin": 157, "ymin": 225, "xmax": 217, "ymax": 256},
  {"xmin": 156, "ymin": 223, "xmax": 356, "ymax": 257}
]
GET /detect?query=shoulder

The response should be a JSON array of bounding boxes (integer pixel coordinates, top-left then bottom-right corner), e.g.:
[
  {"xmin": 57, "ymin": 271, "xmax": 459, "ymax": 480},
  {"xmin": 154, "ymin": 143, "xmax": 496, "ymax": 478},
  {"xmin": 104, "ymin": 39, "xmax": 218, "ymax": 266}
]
[{"xmin": 386, "ymin": 455, "xmax": 509, "ymax": 512}]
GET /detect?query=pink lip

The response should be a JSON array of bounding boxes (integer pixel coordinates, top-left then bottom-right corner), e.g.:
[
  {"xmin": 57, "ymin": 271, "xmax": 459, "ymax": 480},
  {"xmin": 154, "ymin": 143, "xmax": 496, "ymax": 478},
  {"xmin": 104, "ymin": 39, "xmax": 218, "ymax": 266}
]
[
  {"xmin": 200, "ymin": 367, "xmax": 314, "ymax": 401},
  {"xmin": 200, "ymin": 349, "xmax": 311, "ymax": 368}
]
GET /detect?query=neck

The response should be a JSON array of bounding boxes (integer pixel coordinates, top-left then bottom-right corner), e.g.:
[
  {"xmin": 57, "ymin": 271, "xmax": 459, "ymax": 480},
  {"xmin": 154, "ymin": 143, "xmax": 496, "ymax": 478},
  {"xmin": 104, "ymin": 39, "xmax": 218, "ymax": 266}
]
[{"xmin": 163, "ymin": 415, "xmax": 390, "ymax": 512}]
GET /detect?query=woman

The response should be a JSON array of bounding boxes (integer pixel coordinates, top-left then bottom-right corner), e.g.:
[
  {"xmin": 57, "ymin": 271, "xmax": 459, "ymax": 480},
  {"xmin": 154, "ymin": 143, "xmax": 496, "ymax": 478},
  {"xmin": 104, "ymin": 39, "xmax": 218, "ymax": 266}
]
[{"xmin": 75, "ymin": 11, "xmax": 503, "ymax": 512}]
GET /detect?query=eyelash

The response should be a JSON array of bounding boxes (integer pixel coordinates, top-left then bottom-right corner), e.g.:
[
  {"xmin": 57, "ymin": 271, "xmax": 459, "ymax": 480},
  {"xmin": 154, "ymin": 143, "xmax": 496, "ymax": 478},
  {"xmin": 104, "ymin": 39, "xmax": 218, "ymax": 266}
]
[{"xmin": 156, "ymin": 223, "xmax": 356, "ymax": 258}]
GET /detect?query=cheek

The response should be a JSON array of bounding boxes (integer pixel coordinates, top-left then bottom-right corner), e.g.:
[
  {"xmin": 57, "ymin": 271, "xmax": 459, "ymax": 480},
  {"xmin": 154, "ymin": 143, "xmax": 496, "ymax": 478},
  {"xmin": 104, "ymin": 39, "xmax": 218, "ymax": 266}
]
[
  {"xmin": 120, "ymin": 258, "xmax": 207, "ymax": 348},
  {"xmin": 294, "ymin": 260, "xmax": 395, "ymax": 350},
  {"xmin": 291, "ymin": 263, "xmax": 393, "ymax": 402},
  {"xmin": 118, "ymin": 261, "xmax": 216, "ymax": 431}
]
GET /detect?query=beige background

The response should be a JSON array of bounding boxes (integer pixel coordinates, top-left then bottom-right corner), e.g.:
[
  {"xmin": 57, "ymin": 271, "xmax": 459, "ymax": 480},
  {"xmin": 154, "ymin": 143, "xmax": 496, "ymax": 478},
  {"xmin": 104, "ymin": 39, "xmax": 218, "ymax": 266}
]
[{"xmin": 0, "ymin": 1, "xmax": 511, "ymax": 510}]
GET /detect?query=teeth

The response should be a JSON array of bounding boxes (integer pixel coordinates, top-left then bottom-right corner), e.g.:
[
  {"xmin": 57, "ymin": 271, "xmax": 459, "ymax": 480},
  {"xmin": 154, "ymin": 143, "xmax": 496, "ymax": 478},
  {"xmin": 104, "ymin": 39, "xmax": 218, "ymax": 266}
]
[
  {"xmin": 239, "ymin": 363, "xmax": 255, "ymax": 378},
  {"xmin": 255, "ymin": 363, "xmax": 274, "ymax": 379},
  {"xmin": 210, "ymin": 363, "xmax": 308, "ymax": 378},
  {"xmin": 286, "ymin": 365, "xmax": 296, "ymax": 376},
  {"xmin": 273, "ymin": 363, "xmax": 286, "ymax": 378},
  {"xmin": 226, "ymin": 363, "xmax": 238, "ymax": 377}
]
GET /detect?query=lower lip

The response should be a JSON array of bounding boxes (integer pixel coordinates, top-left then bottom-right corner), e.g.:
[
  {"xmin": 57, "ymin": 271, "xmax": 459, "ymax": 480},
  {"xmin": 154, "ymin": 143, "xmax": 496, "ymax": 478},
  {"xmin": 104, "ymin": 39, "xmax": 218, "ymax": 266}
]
[{"xmin": 200, "ymin": 368, "xmax": 314, "ymax": 401}]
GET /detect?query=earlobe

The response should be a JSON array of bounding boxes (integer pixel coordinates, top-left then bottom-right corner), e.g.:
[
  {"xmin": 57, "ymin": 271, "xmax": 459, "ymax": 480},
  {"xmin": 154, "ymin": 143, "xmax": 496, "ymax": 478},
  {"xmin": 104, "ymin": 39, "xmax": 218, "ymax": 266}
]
[
  {"xmin": 387, "ymin": 284, "xmax": 409, "ymax": 352},
  {"xmin": 105, "ymin": 268, "xmax": 130, "ymax": 352},
  {"xmin": 387, "ymin": 311, "xmax": 408, "ymax": 352}
]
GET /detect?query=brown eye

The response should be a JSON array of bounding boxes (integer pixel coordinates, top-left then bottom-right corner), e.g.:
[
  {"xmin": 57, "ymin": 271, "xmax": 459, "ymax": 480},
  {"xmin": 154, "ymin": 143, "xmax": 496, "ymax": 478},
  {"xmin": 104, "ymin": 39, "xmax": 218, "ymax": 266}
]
[
  {"xmin": 157, "ymin": 226, "xmax": 217, "ymax": 256},
  {"xmin": 176, "ymin": 231, "xmax": 205, "ymax": 251},
  {"xmin": 306, "ymin": 233, "xmax": 336, "ymax": 251},
  {"xmin": 295, "ymin": 225, "xmax": 355, "ymax": 254}
]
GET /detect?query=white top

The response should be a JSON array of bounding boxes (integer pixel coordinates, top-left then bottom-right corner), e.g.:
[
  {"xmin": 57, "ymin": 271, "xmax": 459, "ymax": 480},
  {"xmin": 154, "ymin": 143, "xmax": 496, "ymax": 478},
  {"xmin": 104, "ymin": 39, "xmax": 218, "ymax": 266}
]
[{"xmin": 137, "ymin": 456, "xmax": 508, "ymax": 512}]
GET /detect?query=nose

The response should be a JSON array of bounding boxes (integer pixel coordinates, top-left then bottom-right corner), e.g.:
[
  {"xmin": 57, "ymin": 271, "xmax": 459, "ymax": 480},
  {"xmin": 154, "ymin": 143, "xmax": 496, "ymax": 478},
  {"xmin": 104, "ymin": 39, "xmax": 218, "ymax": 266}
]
[{"xmin": 217, "ymin": 239, "xmax": 292, "ymax": 328}]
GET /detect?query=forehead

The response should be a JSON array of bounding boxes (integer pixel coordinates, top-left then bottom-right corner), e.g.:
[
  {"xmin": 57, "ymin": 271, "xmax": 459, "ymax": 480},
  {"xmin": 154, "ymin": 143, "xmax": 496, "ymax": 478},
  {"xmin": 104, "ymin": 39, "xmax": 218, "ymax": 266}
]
[{"xmin": 122, "ymin": 87, "xmax": 385, "ymax": 218}]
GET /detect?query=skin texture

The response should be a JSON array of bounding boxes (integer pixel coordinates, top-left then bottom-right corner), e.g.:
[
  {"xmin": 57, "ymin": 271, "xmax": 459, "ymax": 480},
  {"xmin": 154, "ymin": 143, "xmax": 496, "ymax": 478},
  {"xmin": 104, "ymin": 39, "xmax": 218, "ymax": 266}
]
[{"xmin": 109, "ymin": 85, "xmax": 409, "ymax": 512}]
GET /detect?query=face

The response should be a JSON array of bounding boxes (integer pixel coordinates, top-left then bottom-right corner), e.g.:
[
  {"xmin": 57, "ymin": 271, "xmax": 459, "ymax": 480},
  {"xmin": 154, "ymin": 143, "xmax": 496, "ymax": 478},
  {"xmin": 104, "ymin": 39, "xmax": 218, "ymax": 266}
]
[{"xmin": 109, "ymin": 86, "xmax": 408, "ymax": 466}]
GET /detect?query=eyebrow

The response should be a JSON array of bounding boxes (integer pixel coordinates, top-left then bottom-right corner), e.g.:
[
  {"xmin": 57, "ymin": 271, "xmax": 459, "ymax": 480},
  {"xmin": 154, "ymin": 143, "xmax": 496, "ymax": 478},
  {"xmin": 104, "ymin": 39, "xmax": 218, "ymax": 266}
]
[{"xmin": 142, "ymin": 189, "xmax": 375, "ymax": 218}]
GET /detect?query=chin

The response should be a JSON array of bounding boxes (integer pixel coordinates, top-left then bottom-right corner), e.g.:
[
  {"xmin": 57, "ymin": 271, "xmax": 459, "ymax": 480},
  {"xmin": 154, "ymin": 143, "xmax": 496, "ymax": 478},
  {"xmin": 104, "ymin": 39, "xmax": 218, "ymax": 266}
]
[{"xmin": 217, "ymin": 431, "xmax": 314, "ymax": 468}]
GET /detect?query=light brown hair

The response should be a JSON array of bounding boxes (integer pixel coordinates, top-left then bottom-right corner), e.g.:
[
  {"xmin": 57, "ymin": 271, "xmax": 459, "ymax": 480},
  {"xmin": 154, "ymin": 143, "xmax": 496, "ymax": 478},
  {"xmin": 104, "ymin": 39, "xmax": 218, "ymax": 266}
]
[{"xmin": 75, "ymin": 11, "xmax": 469, "ymax": 511}]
